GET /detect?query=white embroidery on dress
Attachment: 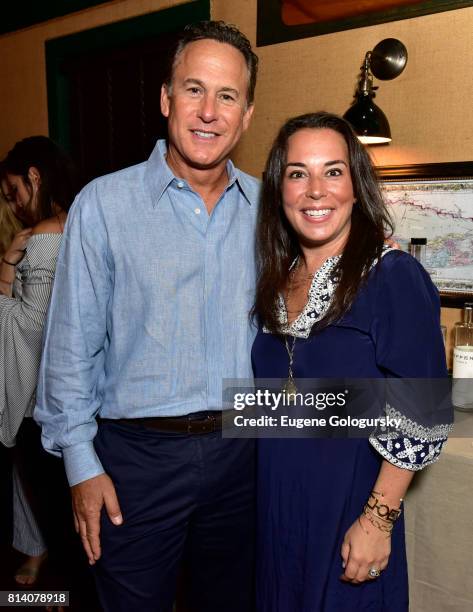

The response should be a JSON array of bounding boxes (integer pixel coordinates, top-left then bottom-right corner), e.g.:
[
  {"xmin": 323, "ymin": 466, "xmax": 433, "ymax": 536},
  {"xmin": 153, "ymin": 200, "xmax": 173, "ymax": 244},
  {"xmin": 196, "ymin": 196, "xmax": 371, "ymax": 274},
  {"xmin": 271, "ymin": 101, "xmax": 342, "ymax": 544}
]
[
  {"xmin": 382, "ymin": 404, "xmax": 452, "ymax": 441},
  {"xmin": 369, "ymin": 436, "xmax": 446, "ymax": 471},
  {"xmin": 265, "ymin": 247, "xmax": 395, "ymax": 339},
  {"xmin": 369, "ymin": 405, "xmax": 452, "ymax": 470},
  {"xmin": 273, "ymin": 256, "xmax": 340, "ymax": 338}
]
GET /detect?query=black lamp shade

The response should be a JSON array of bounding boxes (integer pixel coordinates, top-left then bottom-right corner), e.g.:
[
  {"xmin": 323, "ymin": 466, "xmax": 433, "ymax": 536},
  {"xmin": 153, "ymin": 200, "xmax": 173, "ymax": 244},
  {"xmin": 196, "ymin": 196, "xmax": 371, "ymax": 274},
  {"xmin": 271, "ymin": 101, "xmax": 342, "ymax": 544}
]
[{"xmin": 343, "ymin": 94, "xmax": 391, "ymax": 144}]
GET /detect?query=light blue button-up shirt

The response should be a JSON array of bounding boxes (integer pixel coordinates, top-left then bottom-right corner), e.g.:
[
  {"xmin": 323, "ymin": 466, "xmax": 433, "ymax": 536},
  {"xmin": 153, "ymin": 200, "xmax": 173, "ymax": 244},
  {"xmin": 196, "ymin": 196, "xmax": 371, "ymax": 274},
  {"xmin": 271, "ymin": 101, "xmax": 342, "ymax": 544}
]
[{"xmin": 35, "ymin": 140, "xmax": 260, "ymax": 486}]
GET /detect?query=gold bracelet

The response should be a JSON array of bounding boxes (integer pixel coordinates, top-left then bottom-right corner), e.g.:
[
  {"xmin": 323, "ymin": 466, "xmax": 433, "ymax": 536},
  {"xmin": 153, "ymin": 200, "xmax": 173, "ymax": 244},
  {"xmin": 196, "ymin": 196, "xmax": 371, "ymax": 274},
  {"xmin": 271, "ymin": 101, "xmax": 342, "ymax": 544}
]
[
  {"xmin": 362, "ymin": 506, "xmax": 393, "ymax": 536},
  {"xmin": 0, "ymin": 277, "xmax": 12, "ymax": 284},
  {"xmin": 372, "ymin": 490, "xmax": 404, "ymax": 503},
  {"xmin": 366, "ymin": 491, "xmax": 402, "ymax": 523},
  {"xmin": 363, "ymin": 504, "xmax": 392, "ymax": 524},
  {"xmin": 363, "ymin": 506, "xmax": 394, "ymax": 531}
]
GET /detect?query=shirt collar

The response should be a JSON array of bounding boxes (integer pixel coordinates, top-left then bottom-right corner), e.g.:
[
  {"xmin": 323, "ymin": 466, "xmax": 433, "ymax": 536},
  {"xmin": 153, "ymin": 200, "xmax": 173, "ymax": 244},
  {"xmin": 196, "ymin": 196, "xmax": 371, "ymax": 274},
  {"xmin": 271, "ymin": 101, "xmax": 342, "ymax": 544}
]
[
  {"xmin": 144, "ymin": 139, "xmax": 254, "ymax": 207},
  {"xmin": 229, "ymin": 161, "xmax": 256, "ymax": 206},
  {"xmin": 144, "ymin": 140, "xmax": 176, "ymax": 207}
]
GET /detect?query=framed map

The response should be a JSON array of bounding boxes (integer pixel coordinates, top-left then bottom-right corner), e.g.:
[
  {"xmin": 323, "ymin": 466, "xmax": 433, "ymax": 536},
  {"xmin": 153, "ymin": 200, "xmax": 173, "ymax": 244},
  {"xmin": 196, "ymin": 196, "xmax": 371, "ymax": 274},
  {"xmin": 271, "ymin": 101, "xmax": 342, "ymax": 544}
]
[
  {"xmin": 378, "ymin": 162, "xmax": 473, "ymax": 306},
  {"xmin": 257, "ymin": 0, "xmax": 473, "ymax": 46}
]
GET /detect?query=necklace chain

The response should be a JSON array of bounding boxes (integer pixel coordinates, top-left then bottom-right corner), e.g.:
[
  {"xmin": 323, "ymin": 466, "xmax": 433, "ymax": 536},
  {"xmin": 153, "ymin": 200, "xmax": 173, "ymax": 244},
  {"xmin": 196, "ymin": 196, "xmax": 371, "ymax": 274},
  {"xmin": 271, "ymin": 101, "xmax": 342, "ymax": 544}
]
[
  {"xmin": 282, "ymin": 259, "xmax": 301, "ymax": 399},
  {"xmin": 282, "ymin": 258, "xmax": 320, "ymax": 397},
  {"xmin": 284, "ymin": 335, "xmax": 296, "ymax": 379}
]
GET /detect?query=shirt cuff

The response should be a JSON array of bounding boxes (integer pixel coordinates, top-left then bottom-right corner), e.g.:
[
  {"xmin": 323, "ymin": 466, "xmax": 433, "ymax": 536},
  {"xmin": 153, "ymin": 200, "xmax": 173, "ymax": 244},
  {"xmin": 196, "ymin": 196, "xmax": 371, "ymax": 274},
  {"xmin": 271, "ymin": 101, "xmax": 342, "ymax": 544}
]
[{"xmin": 62, "ymin": 441, "xmax": 105, "ymax": 486}]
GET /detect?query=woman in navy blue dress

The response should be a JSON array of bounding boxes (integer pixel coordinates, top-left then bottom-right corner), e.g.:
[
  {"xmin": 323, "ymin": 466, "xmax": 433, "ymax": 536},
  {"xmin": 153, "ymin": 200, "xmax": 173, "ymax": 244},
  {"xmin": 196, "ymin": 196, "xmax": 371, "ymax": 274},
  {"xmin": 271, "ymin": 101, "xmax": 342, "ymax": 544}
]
[{"xmin": 252, "ymin": 112, "xmax": 450, "ymax": 611}]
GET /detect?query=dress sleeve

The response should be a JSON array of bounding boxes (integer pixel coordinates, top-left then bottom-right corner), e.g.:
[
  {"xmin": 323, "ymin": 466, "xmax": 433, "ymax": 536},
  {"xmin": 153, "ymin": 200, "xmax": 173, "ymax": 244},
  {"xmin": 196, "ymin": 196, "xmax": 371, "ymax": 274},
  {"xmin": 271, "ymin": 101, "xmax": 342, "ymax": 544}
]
[
  {"xmin": 368, "ymin": 252, "xmax": 452, "ymax": 471},
  {"xmin": 0, "ymin": 236, "xmax": 60, "ymax": 447}
]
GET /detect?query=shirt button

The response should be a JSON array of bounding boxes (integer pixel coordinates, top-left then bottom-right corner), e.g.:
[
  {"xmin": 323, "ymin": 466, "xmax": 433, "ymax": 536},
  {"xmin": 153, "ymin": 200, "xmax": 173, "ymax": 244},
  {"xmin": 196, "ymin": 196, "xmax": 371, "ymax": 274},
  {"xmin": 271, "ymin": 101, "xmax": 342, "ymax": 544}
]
[
  {"xmin": 194, "ymin": 208, "xmax": 201, "ymax": 215},
  {"xmin": 177, "ymin": 181, "xmax": 184, "ymax": 189}
]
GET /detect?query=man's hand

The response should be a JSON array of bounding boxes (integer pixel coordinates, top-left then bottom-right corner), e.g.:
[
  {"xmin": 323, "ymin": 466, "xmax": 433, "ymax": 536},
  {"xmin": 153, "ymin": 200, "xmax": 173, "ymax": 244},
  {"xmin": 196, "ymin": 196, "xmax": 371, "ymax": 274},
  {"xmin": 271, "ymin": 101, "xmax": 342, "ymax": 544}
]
[{"xmin": 71, "ymin": 473, "xmax": 123, "ymax": 565}]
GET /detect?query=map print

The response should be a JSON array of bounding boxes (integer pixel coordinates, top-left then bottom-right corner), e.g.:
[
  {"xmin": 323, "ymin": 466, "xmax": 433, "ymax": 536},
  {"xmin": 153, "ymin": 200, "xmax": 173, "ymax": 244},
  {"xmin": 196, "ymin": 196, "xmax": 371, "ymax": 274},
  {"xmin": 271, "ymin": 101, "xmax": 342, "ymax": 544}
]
[{"xmin": 382, "ymin": 180, "xmax": 473, "ymax": 295}]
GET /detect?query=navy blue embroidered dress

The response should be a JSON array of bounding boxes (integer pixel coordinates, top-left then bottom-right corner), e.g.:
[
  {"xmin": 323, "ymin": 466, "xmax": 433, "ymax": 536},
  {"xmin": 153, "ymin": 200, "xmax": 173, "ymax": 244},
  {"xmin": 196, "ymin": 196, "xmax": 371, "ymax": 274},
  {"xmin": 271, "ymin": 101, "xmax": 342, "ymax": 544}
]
[{"xmin": 252, "ymin": 251, "xmax": 449, "ymax": 612}]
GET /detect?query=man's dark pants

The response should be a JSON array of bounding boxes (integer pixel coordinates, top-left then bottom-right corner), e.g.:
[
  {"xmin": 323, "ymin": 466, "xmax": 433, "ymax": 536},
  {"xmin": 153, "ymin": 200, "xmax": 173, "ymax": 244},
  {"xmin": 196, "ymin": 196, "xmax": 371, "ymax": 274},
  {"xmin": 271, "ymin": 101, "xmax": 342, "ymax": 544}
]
[{"xmin": 93, "ymin": 418, "xmax": 256, "ymax": 612}]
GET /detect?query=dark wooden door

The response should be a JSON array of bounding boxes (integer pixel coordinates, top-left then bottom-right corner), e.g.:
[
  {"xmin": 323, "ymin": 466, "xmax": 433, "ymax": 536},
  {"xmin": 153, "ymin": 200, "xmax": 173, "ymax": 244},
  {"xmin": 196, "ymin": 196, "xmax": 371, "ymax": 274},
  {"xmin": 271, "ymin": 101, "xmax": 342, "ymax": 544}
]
[{"xmin": 64, "ymin": 33, "xmax": 176, "ymax": 183}]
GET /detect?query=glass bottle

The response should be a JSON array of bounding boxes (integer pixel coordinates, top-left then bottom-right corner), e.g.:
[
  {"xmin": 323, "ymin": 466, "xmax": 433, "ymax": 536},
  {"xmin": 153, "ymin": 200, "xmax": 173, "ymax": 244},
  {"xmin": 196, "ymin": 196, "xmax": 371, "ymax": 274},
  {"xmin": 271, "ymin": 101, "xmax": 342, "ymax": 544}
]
[{"xmin": 452, "ymin": 302, "xmax": 473, "ymax": 411}]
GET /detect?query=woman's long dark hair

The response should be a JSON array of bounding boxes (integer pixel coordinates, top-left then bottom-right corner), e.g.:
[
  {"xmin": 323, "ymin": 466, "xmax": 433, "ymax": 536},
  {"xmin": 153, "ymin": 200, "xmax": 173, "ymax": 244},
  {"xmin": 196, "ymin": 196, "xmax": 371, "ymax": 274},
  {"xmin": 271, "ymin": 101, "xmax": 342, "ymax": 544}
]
[
  {"xmin": 254, "ymin": 111, "xmax": 393, "ymax": 333},
  {"xmin": 0, "ymin": 136, "xmax": 80, "ymax": 224}
]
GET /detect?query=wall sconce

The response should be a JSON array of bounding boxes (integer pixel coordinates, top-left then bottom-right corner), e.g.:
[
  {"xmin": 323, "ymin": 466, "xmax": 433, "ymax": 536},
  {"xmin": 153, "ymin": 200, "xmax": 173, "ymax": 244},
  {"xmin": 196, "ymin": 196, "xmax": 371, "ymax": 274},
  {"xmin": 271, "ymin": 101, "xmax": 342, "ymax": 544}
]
[{"xmin": 343, "ymin": 38, "xmax": 408, "ymax": 145}]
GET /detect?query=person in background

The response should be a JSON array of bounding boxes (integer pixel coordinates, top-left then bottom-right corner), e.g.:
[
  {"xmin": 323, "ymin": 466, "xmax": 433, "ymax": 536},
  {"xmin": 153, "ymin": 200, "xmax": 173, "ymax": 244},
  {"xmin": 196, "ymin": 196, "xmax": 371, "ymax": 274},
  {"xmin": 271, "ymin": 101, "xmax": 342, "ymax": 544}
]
[
  {"xmin": 35, "ymin": 21, "xmax": 259, "ymax": 612},
  {"xmin": 252, "ymin": 112, "xmax": 451, "ymax": 612},
  {"xmin": 0, "ymin": 136, "xmax": 79, "ymax": 587},
  {"xmin": 0, "ymin": 191, "xmax": 23, "ymax": 257},
  {"xmin": 0, "ymin": 186, "xmax": 42, "ymax": 586}
]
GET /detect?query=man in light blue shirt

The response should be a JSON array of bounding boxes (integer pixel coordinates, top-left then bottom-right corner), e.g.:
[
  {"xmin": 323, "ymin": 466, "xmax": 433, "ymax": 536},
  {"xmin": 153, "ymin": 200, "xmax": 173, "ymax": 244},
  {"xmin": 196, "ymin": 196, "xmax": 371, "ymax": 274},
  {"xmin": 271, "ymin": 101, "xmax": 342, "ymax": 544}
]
[{"xmin": 36, "ymin": 21, "xmax": 259, "ymax": 612}]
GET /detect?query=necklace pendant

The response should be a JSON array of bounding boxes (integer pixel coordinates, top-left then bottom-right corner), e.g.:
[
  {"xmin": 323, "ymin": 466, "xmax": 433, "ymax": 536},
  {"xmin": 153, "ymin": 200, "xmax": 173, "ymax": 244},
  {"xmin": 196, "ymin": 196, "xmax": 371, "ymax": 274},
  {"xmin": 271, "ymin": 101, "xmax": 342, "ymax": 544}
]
[{"xmin": 283, "ymin": 375, "xmax": 298, "ymax": 402}]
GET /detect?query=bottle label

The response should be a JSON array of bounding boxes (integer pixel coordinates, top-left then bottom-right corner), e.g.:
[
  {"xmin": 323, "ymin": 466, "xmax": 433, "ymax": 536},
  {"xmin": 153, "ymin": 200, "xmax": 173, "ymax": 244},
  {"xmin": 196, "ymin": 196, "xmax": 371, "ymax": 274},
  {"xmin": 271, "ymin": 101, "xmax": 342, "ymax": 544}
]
[
  {"xmin": 452, "ymin": 347, "xmax": 473, "ymax": 410},
  {"xmin": 453, "ymin": 347, "xmax": 473, "ymax": 378}
]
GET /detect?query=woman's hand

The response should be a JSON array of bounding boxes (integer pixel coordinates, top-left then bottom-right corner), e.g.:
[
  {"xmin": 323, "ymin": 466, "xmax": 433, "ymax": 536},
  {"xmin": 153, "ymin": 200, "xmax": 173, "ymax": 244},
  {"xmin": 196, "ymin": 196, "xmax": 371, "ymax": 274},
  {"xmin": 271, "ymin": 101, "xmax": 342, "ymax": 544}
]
[
  {"xmin": 3, "ymin": 228, "xmax": 33, "ymax": 265},
  {"xmin": 340, "ymin": 514, "xmax": 391, "ymax": 583}
]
